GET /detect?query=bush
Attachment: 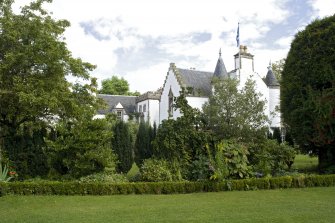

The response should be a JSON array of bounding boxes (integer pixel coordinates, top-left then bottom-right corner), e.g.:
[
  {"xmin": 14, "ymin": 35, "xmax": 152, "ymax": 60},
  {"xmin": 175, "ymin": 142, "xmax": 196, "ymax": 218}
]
[
  {"xmin": 79, "ymin": 172, "xmax": 128, "ymax": 183},
  {"xmin": 249, "ymin": 140, "xmax": 296, "ymax": 176},
  {"xmin": 0, "ymin": 174, "xmax": 334, "ymax": 196},
  {"xmin": 140, "ymin": 159, "xmax": 175, "ymax": 182}
]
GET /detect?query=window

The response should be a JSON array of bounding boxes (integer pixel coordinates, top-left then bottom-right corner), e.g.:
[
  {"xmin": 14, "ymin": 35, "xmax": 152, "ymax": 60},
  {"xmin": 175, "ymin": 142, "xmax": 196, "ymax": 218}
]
[
  {"xmin": 139, "ymin": 105, "xmax": 142, "ymax": 113},
  {"xmin": 168, "ymin": 88, "xmax": 173, "ymax": 117},
  {"xmin": 143, "ymin": 104, "xmax": 147, "ymax": 113},
  {"xmin": 117, "ymin": 110, "xmax": 122, "ymax": 120}
]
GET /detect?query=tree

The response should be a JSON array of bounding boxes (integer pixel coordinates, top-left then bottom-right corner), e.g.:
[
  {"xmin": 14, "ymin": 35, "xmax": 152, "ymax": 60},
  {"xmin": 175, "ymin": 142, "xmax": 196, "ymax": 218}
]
[
  {"xmin": 203, "ymin": 77, "xmax": 268, "ymax": 142},
  {"xmin": 134, "ymin": 121, "xmax": 154, "ymax": 166},
  {"xmin": 99, "ymin": 76, "xmax": 140, "ymax": 96},
  {"xmin": 0, "ymin": 0, "xmax": 100, "ymax": 173},
  {"xmin": 271, "ymin": 59, "xmax": 285, "ymax": 81},
  {"xmin": 281, "ymin": 15, "xmax": 335, "ymax": 169},
  {"xmin": 47, "ymin": 118, "xmax": 116, "ymax": 179},
  {"xmin": 112, "ymin": 121, "xmax": 134, "ymax": 173},
  {"xmin": 153, "ymin": 90, "xmax": 212, "ymax": 179}
]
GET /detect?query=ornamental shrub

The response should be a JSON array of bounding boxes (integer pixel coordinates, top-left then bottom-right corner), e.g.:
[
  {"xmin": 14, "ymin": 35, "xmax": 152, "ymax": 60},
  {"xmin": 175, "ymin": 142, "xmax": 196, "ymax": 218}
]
[{"xmin": 139, "ymin": 158, "xmax": 173, "ymax": 182}]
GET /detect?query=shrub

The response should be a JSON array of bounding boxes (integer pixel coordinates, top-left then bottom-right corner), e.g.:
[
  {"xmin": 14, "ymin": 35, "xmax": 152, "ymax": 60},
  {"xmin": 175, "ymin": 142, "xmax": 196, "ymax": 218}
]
[
  {"xmin": 79, "ymin": 172, "xmax": 128, "ymax": 183},
  {"xmin": 0, "ymin": 174, "xmax": 335, "ymax": 196},
  {"xmin": 249, "ymin": 140, "xmax": 296, "ymax": 176},
  {"xmin": 140, "ymin": 159, "xmax": 173, "ymax": 182}
]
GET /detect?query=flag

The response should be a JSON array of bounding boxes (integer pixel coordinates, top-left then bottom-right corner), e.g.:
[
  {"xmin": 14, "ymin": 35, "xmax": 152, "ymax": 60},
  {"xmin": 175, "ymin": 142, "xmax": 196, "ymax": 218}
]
[{"xmin": 236, "ymin": 23, "xmax": 240, "ymax": 47}]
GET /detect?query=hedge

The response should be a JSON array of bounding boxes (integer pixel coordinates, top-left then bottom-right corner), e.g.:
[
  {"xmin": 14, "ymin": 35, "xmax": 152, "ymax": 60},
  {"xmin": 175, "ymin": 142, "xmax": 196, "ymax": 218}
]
[{"xmin": 1, "ymin": 175, "xmax": 335, "ymax": 196}]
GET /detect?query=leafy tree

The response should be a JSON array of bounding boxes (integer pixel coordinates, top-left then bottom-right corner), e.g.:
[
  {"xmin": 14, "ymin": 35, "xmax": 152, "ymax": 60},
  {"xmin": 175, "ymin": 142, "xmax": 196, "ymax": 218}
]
[
  {"xmin": 271, "ymin": 59, "xmax": 285, "ymax": 81},
  {"xmin": 99, "ymin": 76, "xmax": 140, "ymax": 96},
  {"xmin": 281, "ymin": 15, "xmax": 335, "ymax": 169},
  {"xmin": 203, "ymin": 77, "xmax": 268, "ymax": 142},
  {"xmin": 153, "ymin": 90, "xmax": 212, "ymax": 179},
  {"xmin": 0, "ymin": 1, "xmax": 100, "ymax": 163},
  {"xmin": 112, "ymin": 121, "xmax": 134, "ymax": 173},
  {"xmin": 47, "ymin": 118, "xmax": 116, "ymax": 179}
]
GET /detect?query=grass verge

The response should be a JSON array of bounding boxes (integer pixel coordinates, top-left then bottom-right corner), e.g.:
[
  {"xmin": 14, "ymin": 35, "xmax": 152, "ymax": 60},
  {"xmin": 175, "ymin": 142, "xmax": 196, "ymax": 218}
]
[{"xmin": 0, "ymin": 187, "xmax": 334, "ymax": 223}]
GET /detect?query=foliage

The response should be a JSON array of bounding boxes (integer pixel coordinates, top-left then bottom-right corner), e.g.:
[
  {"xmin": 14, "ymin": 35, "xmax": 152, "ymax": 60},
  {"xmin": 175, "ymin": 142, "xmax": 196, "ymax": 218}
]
[
  {"xmin": 3, "ymin": 127, "xmax": 49, "ymax": 180},
  {"xmin": 139, "ymin": 158, "xmax": 174, "ymax": 182},
  {"xmin": 0, "ymin": 0, "xmax": 103, "ymax": 179},
  {"xmin": 1, "ymin": 175, "xmax": 335, "ymax": 196},
  {"xmin": 0, "ymin": 162, "xmax": 12, "ymax": 182},
  {"xmin": 112, "ymin": 121, "xmax": 134, "ymax": 173},
  {"xmin": 271, "ymin": 58, "xmax": 285, "ymax": 81},
  {"xmin": 188, "ymin": 154, "xmax": 213, "ymax": 181},
  {"xmin": 99, "ymin": 76, "xmax": 140, "ymax": 96},
  {"xmin": 281, "ymin": 15, "xmax": 335, "ymax": 168},
  {"xmin": 215, "ymin": 140, "xmax": 251, "ymax": 179},
  {"xmin": 79, "ymin": 172, "xmax": 128, "ymax": 183},
  {"xmin": 153, "ymin": 90, "xmax": 212, "ymax": 174},
  {"xmin": 203, "ymin": 77, "xmax": 268, "ymax": 142},
  {"xmin": 46, "ymin": 118, "xmax": 116, "ymax": 179},
  {"xmin": 249, "ymin": 140, "xmax": 296, "ymax": 176},
  {"xmin": 134, "ymin": 121, "xmax": 155, "ymax": 166}
]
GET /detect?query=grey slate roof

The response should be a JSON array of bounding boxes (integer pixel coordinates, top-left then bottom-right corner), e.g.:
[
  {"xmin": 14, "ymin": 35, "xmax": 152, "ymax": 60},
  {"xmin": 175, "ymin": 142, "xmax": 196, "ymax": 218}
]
[
  {"xmin": 97, "ymin": 94, "xmax": 137, "ymax": 115},
  {"xmin": 177, "ymin": 68, "xmax": 213, "ymax": 96},
  {"xmin": 265, "ymin": 68, "xmax": 279, "ymax": 86},
  {"xmin": 213, "ymin": 50, "xmax": 228, "ymax": 78}
]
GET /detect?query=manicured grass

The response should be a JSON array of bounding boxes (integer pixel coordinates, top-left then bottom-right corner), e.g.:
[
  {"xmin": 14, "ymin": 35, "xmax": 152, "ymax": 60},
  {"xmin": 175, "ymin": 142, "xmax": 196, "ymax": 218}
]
[
  {"xmin": 1, "ymin": 187, "xmax": 334, "ymax": 223},
  {"xmin": 292, "ymin": 154, "xmax": 318, "ymax": 172}
]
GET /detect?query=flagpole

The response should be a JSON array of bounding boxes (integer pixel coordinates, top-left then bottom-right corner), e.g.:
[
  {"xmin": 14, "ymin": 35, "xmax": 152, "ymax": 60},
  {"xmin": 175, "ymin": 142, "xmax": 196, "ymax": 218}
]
[{"xmin": 236, "ymin": 22, "xmax": 241, "ymax": 80}]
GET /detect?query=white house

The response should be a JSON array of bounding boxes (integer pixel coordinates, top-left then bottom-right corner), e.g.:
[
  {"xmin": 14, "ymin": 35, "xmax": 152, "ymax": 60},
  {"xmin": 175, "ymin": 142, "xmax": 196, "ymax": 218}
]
[
  {"xmin": 158, "ymin": 45, "xmax": 280, "ymax": 128},
  {"xmin": 97, "ymin": 45, "xmax": 281, "ymax": 129}
]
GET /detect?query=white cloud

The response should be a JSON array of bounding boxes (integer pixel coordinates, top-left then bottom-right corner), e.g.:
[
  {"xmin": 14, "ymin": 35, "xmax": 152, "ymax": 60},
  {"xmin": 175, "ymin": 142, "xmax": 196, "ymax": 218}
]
[
  {"xmin": 310, "ymin": 0, "xmax": 335, "ymax": 18},
  {"xmin": 275, "ymin": 36, "xmax": 294, "ymax": 48}
]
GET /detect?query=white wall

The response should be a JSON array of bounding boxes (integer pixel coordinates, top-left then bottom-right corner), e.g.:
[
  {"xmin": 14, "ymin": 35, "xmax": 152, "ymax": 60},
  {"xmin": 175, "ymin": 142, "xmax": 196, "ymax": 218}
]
[
  {"xmin": 149, "ymin": 99, "xmax": 160, "ymax": 126},
  {"xmin": 269, "ymin": 87, "xmax": 281, "ymax": 127},
  {"xmin": 159, "ymin": 68, "xmax": 182, "ymax": 124},
  {"xmin": 186, "ymin": 96, "xmax": 208, "ymax": 111},
  {"xmin": 138, "ymin": 99, "xmax": 160, "ymax": 126}
]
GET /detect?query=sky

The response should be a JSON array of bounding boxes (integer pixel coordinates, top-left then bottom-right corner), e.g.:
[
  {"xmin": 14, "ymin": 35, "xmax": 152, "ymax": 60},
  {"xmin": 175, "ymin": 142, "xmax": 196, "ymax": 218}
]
[{"xmin": 14, "ymin": 0, "xmax": 335, "ymax": 93}]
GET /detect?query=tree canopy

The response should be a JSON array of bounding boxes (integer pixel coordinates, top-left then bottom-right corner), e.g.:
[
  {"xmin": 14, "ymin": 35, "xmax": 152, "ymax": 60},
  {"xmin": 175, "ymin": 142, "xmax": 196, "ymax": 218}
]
[
  {"xmin": 99, "ymin": 76, "xmax": 140, "ymax": 96},
  {"xmin": 0, "ymin": 0, "xmax": 99, "ymax": 136},
  {"xmin": 0, "ymin": 0, "xmax": 104, "ymax": 177},
  {"xmin": 203, "ymin": 77, "xmax": 268, "ymax": 142},
  {"xmin": 281, "ymin": 15, "xmax": 335, "ymax": 168}
]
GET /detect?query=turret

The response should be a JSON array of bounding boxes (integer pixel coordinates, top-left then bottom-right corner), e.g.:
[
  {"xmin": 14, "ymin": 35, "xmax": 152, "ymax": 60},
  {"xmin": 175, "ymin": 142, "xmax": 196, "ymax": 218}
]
[{"xmin": 213, "ymin": 48, "xmax": 228, "ymax": 78}]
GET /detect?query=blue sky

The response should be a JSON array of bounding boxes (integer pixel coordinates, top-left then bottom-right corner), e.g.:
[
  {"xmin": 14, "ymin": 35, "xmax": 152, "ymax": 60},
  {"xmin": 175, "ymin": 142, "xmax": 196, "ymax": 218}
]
[{"xmin": 15, "ymin": 0, "xmax": 335, "ymax": 93}]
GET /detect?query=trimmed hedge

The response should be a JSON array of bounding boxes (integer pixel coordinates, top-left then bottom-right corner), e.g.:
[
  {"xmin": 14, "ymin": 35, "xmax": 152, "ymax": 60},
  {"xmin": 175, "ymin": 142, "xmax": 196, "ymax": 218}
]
[{"xmin": 1, "ymin": 175, "xmax": 335, "ymax": 196}]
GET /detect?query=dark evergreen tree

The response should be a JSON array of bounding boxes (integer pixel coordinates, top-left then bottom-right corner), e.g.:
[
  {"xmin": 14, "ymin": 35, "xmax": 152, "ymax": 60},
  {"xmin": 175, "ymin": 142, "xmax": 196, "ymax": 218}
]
[
  {"xmin": 4, "ymin": 127, "xmax": 49, "ymax": 179},
  {"xmin": 281, "ymin": 15, "xmax": 335, "ymax": 169},
  {"xmin": 112, "ymin": 121, "xmax": 133, "ymax": 173},
  {"xmin": 134, "ymin": 121, "xmax": 153, "ymax": 166}
]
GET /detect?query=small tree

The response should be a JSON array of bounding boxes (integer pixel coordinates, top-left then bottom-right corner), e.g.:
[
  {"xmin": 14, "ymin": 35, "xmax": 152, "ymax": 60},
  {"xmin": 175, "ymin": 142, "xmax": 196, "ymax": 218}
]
[
  {"xmin": 153, "ymin": 90, "xmax": 212, "ymax": 178},
  {"xmin": 112, "ymin": 121, "xmax": 134, "ymax": 173},
  {"xmin": 134, "ymin": 121, "xmax": 153, "ymax": 166},
  {"xmin": 203, "ymin": 77, "xmax": 268, "ymax": 142},
  {"xmin": 47, "ymin": 118, "xmax": 116, "ymax": 179}
]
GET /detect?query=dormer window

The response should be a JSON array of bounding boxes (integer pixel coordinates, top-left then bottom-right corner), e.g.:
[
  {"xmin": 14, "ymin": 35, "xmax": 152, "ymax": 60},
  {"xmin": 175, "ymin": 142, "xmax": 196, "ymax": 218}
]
[{"xmin": 115, "ymin": 102, "xmax": 124, "ymax": 120}]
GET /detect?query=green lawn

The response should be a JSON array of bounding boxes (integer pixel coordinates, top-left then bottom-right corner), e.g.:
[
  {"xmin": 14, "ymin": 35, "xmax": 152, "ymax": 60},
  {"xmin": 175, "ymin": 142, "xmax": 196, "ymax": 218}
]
[
  {"xmin": 292, "ymin": 154, "xmax": 318, "ymax": 172},
  {"xmin": 1, "ymin": 187, "xmax": 334, "ymax": 223}
]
